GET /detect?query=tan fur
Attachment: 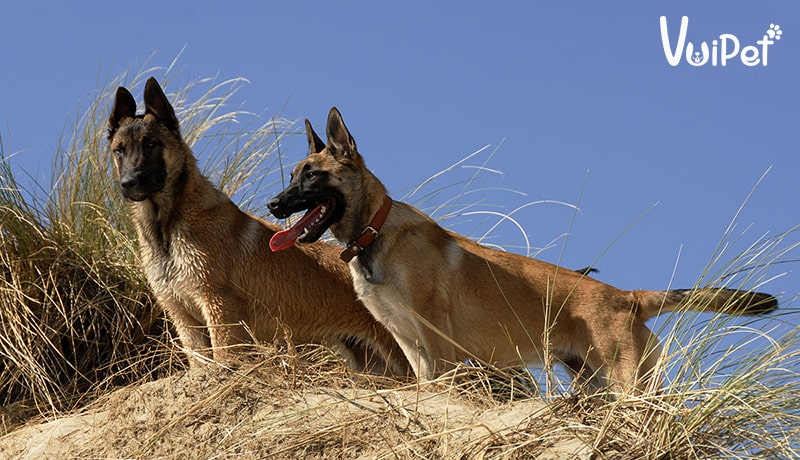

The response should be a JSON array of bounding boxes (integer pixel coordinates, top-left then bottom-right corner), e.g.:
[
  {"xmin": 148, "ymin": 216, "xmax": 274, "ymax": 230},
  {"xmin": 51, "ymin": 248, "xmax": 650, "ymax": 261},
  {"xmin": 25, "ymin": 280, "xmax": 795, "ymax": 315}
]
[
  {"xmin": 269, "ymin": 107, "xmax": 777, "ymax": 394},
  {"xmin": 107, "ymin": 78, "xmax": 408, "ymax": 375}
]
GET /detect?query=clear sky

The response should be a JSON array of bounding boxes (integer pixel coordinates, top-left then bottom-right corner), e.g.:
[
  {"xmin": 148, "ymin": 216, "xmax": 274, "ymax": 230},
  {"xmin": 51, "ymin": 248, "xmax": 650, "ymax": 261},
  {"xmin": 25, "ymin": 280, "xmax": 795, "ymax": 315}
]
[{"xmin": 1, "ymin": 2, "xmax": 798, "ymax": 371}]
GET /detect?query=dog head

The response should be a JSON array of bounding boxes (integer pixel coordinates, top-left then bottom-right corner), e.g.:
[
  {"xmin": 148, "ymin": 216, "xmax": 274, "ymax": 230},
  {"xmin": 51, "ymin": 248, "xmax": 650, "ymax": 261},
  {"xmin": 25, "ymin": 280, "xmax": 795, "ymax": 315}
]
[
  {"xmin": 107, "ymin": 77, "xmax": 183, "ymax": 202},
  {"xmin": 267, "ymin": 107, "xmax": 364, "ymax": 251}
]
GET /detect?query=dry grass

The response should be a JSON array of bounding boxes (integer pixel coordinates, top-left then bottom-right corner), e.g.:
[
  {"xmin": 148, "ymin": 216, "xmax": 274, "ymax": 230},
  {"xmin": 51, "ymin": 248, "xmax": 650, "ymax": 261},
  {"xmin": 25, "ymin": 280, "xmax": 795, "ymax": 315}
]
[
  {"xmin": 0, "ymin": 62, "xmax": 290, "ymax": 427},
  {"xmin": 0, "ymin": 64, "xmax": 798, "ymax": 459}
]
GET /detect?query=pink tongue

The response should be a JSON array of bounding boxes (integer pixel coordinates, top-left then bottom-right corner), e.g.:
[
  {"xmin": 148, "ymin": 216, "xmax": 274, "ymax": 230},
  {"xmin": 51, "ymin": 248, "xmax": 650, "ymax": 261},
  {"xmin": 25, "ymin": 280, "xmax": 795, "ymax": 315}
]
[{"xmin": 269, "ymin": 203, "xmax": 325, "ymax": 252}]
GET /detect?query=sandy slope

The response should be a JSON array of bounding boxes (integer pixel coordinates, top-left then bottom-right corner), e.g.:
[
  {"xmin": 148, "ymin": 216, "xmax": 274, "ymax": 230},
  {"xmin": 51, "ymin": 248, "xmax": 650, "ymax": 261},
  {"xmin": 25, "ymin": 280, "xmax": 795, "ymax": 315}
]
[{"xmin": 0, "ymin": 364, "xmax": 594, "ymax": 459}]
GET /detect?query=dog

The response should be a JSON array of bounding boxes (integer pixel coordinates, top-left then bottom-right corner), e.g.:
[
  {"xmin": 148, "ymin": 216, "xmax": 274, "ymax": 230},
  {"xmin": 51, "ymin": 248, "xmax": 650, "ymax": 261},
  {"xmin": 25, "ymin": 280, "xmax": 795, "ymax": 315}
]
[
  {"xmin": 267, "ymin": 107, "xmax": 778, "ymax": 394},
  {"xmin": 107, "ymin": 78, "xmax": 409, "ymax": 375}
]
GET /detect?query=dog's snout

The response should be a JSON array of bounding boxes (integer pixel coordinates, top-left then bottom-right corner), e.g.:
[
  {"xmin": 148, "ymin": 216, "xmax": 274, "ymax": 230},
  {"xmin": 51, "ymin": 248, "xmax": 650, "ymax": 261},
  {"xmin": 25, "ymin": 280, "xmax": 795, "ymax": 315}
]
[
  {"xmin": 267, "ymin": 197, "xmax": 284, "ymax": 215},
  {"xmin": 120, "ymin": 173, "xmax": 140, "ymax": 191},
  {"xmin": 268, "ymin": 196, "xmax": 297, "ymax": 219}
]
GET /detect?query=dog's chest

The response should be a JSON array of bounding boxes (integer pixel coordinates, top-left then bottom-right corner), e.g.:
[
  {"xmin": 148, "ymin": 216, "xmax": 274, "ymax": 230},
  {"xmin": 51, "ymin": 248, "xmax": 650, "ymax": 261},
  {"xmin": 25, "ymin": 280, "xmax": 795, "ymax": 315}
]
[{"xmin": 141, "ymin": 227, "xmax": 209, "ymax": 298}]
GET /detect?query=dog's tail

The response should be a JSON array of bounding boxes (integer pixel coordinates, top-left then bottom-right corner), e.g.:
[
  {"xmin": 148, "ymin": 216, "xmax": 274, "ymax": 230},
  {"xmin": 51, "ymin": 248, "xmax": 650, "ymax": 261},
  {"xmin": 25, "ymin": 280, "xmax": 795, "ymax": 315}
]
[{"xmin": 633, "ymin": 288, "xmax": 777, "ymax": 320}]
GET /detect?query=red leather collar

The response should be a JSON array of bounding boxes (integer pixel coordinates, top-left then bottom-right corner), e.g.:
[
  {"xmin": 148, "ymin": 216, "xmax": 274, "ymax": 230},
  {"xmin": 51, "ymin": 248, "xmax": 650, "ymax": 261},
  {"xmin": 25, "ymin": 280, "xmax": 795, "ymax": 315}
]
[{"xmin": 340, "ymin": 195, "xmax": 392, "ymax": 262}]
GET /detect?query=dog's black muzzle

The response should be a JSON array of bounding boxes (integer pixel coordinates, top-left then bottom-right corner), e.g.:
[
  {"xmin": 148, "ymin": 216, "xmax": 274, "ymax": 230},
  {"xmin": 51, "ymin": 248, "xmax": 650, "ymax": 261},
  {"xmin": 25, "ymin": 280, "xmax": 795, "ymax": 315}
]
[
  {"xmin": 119, "ymin": 170, "xmax": 166, "ymax": 201},
  {"xmin": 267, "ymin": 193, "xmax": 296, "ymax": 219},
  {"xmin": 268, "ymin": 186, "xmax": 345, "ymax": 228}
]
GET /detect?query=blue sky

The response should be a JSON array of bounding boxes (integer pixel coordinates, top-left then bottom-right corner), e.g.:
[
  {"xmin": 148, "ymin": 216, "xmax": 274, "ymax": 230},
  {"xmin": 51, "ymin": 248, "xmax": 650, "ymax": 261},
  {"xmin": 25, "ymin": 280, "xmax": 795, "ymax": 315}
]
[{"xmin": 2, "ymin": 2, "xmax": 798, "ymax": 371}]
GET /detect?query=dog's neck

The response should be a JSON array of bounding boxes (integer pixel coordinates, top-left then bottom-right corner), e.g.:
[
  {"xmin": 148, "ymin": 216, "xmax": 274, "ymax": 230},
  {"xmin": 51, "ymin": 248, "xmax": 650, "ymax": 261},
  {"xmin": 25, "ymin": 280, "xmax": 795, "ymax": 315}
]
[
  {"xmin": 330, "ymin": 172, "xmax": 389, "ymax": 246},
  {"xmin": 339, "ymin": 194, "xmax": 392, "ymax": 262}
]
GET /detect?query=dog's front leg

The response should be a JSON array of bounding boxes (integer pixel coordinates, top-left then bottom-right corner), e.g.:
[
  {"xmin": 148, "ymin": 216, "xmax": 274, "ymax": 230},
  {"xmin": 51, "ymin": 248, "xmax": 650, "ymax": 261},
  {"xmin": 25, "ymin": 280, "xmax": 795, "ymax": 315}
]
[
  {"xmin": 158, "ymin": 295, "xmax": 212, "ymax": 367},
  {"xmin": 200, "ymin": 292, "xmax": 253, "ymax": 364},
  {"xmin": 392, "ymin": 334, "xmax": 435, "ymax": 380}
]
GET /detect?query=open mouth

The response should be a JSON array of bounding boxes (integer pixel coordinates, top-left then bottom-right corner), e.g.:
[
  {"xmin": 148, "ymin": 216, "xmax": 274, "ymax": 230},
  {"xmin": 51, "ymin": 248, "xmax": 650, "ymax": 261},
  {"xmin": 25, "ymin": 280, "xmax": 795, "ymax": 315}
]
[{"xmin": 269, "ymin": 198, "xmax": 337, "ymax": 251}]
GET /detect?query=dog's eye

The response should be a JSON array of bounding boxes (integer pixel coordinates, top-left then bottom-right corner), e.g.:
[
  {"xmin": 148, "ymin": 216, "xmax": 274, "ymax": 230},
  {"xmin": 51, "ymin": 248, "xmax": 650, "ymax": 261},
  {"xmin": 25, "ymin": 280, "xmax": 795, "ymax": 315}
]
[
  {"xmin": 304, "ymin": 170, "xmax": 318, "ymax": 180},
  {"xmin": 143, "ymin": 140, "xmax": 157, "ymax": 150},
  {"xmin": 113, "ymin": 147, "xmax": 125, "ymax": 157}
]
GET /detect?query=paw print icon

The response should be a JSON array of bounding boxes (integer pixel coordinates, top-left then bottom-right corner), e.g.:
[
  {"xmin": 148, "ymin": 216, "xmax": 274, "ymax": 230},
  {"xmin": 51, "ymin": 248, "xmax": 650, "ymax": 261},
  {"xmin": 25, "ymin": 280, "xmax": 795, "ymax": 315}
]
[{"xmin": 767, "ymin": 24, "xmax": 782, "ymax": 40}]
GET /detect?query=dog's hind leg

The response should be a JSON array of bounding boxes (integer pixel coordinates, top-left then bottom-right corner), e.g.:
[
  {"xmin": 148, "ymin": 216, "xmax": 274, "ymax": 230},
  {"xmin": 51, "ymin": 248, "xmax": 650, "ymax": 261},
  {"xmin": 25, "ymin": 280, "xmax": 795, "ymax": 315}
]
[
  {"xmin": 560, "ymin": 353, "xmax": 607, "ymax": 394},
  {"xmin": 590, "ymin": 319, "xmax": 662, "ymax": 395},
  {"xmin": 626, "ymin": 325, "xmax": 664, "ymax": 393}
]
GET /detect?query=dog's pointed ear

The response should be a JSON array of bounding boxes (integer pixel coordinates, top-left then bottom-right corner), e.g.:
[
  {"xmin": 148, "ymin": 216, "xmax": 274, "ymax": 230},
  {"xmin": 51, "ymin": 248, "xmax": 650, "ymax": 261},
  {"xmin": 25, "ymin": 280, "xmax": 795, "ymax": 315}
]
[
  {"xmin": 108, "ymin": 86, "xmax": 137, "ymax": 138},
  {"xmin": 326, "ymin": 107, "xmax": 358, "ymax": 162},
  {"xmin": 143, "ymin": 77, "xmax": 180, "ymax": 133},
  {"xmin": 305, "ymin": 119, "xmax": 325, "ymax": 155}
]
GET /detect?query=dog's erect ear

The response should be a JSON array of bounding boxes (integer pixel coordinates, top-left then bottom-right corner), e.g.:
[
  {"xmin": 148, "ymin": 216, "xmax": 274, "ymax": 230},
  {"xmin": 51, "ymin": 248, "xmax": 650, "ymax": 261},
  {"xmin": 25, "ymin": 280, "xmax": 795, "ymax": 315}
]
[
  {"xmin": 305, "ymin": 119, "xmax": 325, "ymax": 155},
  {"xmin": 326, "ymin": 107, "xmax": 358, "ymax": 162},
  {"xmin": 143, "ymin": 77, "xmax": 180, "ymax": 133},
  {"xmin": 108, "ymin": 86, "xmax": 137, "ymax": 138}
]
